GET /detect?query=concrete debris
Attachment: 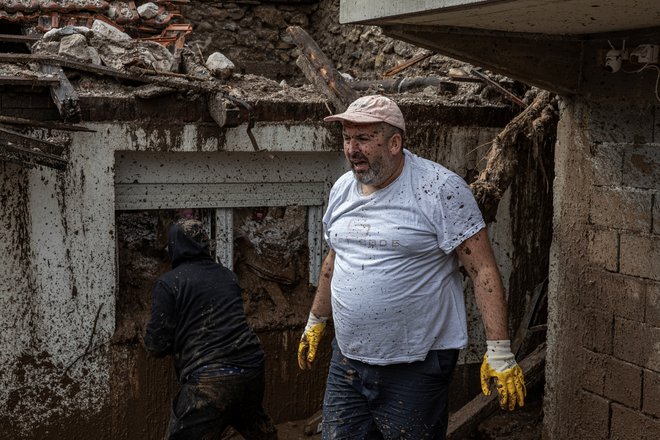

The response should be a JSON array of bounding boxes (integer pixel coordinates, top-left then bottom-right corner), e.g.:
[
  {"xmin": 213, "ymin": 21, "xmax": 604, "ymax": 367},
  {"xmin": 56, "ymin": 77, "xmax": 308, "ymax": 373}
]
[
  {"xmin": 42, "ymin": 25, "xmax": 92, "ymax": 42},
  {"xmin": 58, "ymin": 33, "xmax": 91, "ymax": 62},
  {"xmin": 33, "ymin": 23, "xmax": 175, "ymax": 72},
  {"xmin": 91, "ymin": 19, "xmax": 131, "ymax": 41},
  {"xmin": 107, "ymin": 1, "xmax": 140, "ymax": 24},
  {"xmin": 137, "ymin": 2, "xmax": 158, "ymax": 20},
  {"xmin": 205, "ymin": 52, "xmax": 235, "ymax": 80}
]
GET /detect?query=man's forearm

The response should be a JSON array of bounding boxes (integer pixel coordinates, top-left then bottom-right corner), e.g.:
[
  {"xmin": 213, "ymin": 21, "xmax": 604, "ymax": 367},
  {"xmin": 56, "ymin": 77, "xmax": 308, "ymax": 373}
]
[
  {"xmin": 311, "ymin": 249, "xmax": 335, "ymax": 318},
  {"xmin": 457, "ymin": 229, "xmax": 509, "ymax": 340},
  {"xmin": 472, "ymin": 266, "xmax": 509, "ymax": 340}
]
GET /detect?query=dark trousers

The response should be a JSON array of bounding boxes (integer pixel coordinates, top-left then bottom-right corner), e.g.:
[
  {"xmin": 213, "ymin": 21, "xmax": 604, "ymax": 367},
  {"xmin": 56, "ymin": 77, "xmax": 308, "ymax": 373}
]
[
  {"xmin": 167, "ymin": 365, "xmax": 278, "ymax": 440},
  {"xmin": 322, "ymin": 340, "xmax": 459, "ymax": 440}
]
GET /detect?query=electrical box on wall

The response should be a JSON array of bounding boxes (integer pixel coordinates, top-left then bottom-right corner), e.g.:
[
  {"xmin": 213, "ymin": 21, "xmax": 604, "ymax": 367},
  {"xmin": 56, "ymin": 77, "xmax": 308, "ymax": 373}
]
[{"xmin": 629, "ymin": 44, "xmax": 659, "ymax": 64}]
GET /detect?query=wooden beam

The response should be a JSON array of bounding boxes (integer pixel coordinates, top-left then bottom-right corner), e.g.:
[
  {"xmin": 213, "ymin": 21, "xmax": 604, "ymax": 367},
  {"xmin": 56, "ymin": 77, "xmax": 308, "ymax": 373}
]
[
  {"xmin": 0, "ymin": 53, "xmax": 222, "ymax": 94},
  {"xmin": 0, "ymin": 141, "xmax": 67, "ymax": 171},
  {"xmin": 40, "ymin": 64, "xmax": 81, "ymax": 122},
  {"xmin": 0, "ymin": 34, "xmax": 40, "ymax": 43},
  {"xmin": 350, "ymin": 76, "xmax": 458, "ymax": 94},
  {"xmin": 287, "ymin": 26, "xmax": 358, "ymax": 111},
  {"xmin": 0, "ymin": 126, "xmax": 66, "ymax": 156},
  {"xmin": 0, "ymin": 53, "xmax": 150, "ymax": 83},
  {"xmin": 0, "ymin": 116, "xmax": 96, "ymax": 132},
  {"xmin": 446, "ymin": 343, "xmax": 546, "ymax": 440},
  {"xmin": 0, "ymin": 75, "xmax": 61, "ymax": 86},
  {"xmin": 383, "ymin": 51, "xmax": 433, "ymax": 77},
  {"xmin": 469, "ymin": 68, "xmax": 527, "ymax": 108}
]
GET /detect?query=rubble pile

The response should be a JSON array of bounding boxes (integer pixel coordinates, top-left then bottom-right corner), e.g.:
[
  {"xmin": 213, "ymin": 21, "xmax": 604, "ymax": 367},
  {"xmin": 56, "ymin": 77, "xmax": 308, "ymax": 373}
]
[{"xmin": 0, "ymin": 0, "xmax": 184, "ymax": 35}]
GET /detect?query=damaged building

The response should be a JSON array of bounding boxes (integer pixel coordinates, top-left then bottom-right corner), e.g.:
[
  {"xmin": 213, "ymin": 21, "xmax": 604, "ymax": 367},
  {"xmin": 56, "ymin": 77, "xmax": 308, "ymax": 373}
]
[{"xmin": 3, "ymin": 0, "xmax": 653, "ymax": 440}]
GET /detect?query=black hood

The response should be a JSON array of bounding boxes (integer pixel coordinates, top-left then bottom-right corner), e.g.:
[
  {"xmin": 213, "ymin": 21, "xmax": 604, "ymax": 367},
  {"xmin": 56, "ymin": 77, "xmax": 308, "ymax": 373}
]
[{"xmin": 167, "ymin": 223, "xmax": 212, "ymax": 268}]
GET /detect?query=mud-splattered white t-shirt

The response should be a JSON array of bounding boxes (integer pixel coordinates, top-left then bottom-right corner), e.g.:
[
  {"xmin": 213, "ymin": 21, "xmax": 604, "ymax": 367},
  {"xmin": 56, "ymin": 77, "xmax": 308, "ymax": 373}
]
[{"xmin": 323, "ymin": 149, "xmax": 485, "ymax": 365}]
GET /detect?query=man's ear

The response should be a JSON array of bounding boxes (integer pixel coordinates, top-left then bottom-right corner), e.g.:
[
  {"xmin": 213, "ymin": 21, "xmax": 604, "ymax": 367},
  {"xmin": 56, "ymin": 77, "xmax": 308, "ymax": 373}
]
[{"xmin": 388, "ymin": 132, "xmax": 402, "ymax": 154}]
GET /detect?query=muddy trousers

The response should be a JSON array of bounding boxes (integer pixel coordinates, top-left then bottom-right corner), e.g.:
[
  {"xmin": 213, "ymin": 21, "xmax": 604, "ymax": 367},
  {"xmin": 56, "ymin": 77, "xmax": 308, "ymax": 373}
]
[
  {"xmin": 166, "ymin": 365, "xmax": 278, "ymax": 440},
  {"xmin": 322, "ymin": 340, "xmax": 459, "ymax": 440}
]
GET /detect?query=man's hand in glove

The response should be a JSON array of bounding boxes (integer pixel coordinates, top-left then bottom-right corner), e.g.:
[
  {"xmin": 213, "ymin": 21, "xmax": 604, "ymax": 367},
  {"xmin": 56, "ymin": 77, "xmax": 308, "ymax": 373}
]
[
  {"xmin": 297, "ymin": 312, "xmax": 328, "ymax": 370},
  {"xmin": 480, "ymin": 339, "xmax": 526, "ymax": 410}
]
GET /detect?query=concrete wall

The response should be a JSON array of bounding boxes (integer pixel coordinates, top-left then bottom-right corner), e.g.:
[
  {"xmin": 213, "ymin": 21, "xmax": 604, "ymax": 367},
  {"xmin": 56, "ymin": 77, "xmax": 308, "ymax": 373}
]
[
  {"xmin": 0, "ymin": 116, "xmax": 336, "ymax": 438},
  {"xmin": 545, "ymin": 96, "xmax": 660, "ymax": 438}
]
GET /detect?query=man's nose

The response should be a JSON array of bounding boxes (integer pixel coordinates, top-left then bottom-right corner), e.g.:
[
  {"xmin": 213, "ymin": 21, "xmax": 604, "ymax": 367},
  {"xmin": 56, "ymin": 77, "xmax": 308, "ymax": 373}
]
[{"xmin": 345, "ymin": 138, "xmax": 360, "ymax": 153}]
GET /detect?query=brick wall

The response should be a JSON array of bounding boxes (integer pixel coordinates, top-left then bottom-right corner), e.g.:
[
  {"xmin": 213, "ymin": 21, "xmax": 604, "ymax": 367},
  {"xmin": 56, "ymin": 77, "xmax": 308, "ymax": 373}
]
[{"xmin": 550, "ymin": 100, "xmax": 660, "ymax": 439}]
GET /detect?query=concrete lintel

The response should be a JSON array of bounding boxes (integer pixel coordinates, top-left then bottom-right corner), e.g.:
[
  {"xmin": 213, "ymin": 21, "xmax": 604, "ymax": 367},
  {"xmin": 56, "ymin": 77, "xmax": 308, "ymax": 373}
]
[{"xmin": 383, "ymin": 25, "xmax": 583, "ymax": 95}]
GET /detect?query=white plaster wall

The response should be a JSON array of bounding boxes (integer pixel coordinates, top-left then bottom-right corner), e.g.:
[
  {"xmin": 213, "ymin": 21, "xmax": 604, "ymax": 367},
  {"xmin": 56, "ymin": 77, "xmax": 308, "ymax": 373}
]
[{"xmin": 0, "ymin": 121, "xmax": 338, "ymax": 435}]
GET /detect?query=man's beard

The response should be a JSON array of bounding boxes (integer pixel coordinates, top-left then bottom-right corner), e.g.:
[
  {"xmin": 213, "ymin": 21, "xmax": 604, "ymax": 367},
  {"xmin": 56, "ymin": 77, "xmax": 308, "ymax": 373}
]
[{"xmin": 350, "ymin": 154, "xmax": 384, "ymax": 185}]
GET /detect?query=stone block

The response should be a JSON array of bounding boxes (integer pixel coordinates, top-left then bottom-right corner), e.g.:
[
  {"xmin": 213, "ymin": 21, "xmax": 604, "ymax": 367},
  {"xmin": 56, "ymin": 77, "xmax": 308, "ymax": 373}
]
[
  {"xmin": 587, "ymin": 103, "xmax": 654, "ymax": 144},
  {"xmin": 647, "ymin": 281, "xmax": 660, "ymax": 327},
  {"xmin": 603, "ymin": 356, "xmax": 642, "ymax": 408},
  {"xmin": 587, "ymin": 228, "xmax": 618, "ymax": 272},
  {"xmin": 613, "ymin": 318, "xmax": 660, "ymax": 371},
  {"xmin": 643, "ymin": 370, "xmax": 660, "ymax": 418},
  {"xmin": 610, "ymin": 403, "xmax": 660, "ymax": 440},
  {"xmin": 655, "ymin": 106, "xmax": 660, "ymax": 142},
  {"xmin": 586, "ymin": 271, "xmax": 647, "ymax": 321},
  {"xmin": 642, "ymin": 324, "xmax": 660, "ymax": 372},
  {"xmin": 590, "ymin": 186, "xmax": 652, "ymax": 232},
  {"xmin": 654, "ymin": 195, "xmax": 660, "ymax": 235},
  {"xmin": 620, "ymin": 233, "xmax": 660, "ymax": 280},
  {"xmin": 579, "ymin": 348, "xmax": 606, "ymax": 394},
  {"xmin": 581, "ymin": 306, "xmax": 614, "ymax": 354},
  {"xmin": 575, "ymin": 390, "xmax": 610, "ymax": 440},
  {"xmin": 623, "ymin": 144, "xmax": 660, "ymax": 189},
  {"xmin": 590, "ymin": 143, "xmax": 624, "ymax": 186}
]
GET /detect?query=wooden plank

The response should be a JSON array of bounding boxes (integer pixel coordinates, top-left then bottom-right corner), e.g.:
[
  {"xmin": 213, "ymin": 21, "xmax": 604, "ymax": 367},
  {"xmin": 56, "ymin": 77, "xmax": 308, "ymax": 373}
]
[
  {"xmin": 295, "ymin": 54, "xmax": 347, "ymax": 112},
  {"xmin": 446, "ymin": 343, "xmax": 546, "ymax": 440},
  {"xmin": 383, "ymin": 51, "xmax": 433, "ymax": 77},
  {"xmin": 286, "ymin": 26, "xmax": 358, "ymax": 111},
  {"xmin": 40, "ymin": 64, "xmax": 81, "ymax": 122},
  {"xmin": 469, "ymin": 68, "xmax": 527, "ymax": 108},
  {"xmin": 0, "ymin": 34, "xmax": 40, "ymax": 43},
  {"xmin": 0, "ymin": 76, "xmax": 60, "ymax": 86},
  {"xmin": 512, "ymin": 279, "xmax": 546, "ymax": 356},
  {"xmin": 0, "ymin": 126, "xmax": 66, "ymax": 156},
  {"xmin": 0, "ymin": 141, "xmax": 67, "ymax": 171},
  {"xmin": 350, "ymin": 76, "xmax": 458, "ymax": 94},
  {"xmin": 303, "ymin": 410, "xmax": 323, "ymax": 436},
  {"xmin": 0, "ymin": 115, "xmax": 95, "ymax": 132}
]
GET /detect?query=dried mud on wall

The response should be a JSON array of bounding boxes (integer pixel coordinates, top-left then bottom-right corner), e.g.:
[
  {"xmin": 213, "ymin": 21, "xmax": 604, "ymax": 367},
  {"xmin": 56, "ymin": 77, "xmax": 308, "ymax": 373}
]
[
  {"xmin": 1, "ymin": 163, "xmax": 113, "ymax": 440},
  {"xmin": 113, "ymin": 206, "xmax": 329, "ymax": 439},
  {"xmin": 113, "ymin": 211, "xmax": 176, "ymax": 440}
]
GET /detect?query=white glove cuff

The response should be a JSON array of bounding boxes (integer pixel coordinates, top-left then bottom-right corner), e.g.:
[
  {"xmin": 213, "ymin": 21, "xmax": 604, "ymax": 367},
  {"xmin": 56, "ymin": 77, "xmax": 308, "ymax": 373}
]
[
  {"xmin": 486, "ymin": 339, "xmax": 517, "ymax": 372},
  {"xmin": 304, "ymin": 312, "xmax": 329, "ymax": 333}
]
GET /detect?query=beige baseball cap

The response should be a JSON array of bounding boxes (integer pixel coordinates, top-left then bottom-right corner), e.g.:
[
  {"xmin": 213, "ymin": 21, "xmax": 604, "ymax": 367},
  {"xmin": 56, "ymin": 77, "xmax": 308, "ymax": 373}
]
[{"xmin": 324, "ymin": 95, "xmax": 405, "ymax": 132}]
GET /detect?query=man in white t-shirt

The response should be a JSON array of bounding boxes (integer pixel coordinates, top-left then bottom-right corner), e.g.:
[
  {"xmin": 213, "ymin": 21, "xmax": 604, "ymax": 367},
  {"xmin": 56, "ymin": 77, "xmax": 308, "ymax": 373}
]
[{"xmin": 297, "ymin": 95, "xmax": 526, "ymax": 439}]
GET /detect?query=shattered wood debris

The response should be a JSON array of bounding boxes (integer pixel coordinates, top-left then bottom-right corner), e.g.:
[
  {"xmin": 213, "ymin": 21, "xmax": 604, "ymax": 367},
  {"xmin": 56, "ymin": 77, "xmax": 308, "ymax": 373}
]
[
  {"xmin": 446, "ymin": 343, "xmax": 547, "ymax": 440},
  {"xmin": 0, "ymin": 125, "xmax": 68, "ymax": 170},
  {"xmin": 0, "ymin": 115, "xmax": 96, "ymax": 131},
  {"xmin": 470, "ymin": 90, "xmax": 557, "ymax": 223},
  {"xmin": 287, "ymin": 25, "xmax": 358, "ymax": 112}
]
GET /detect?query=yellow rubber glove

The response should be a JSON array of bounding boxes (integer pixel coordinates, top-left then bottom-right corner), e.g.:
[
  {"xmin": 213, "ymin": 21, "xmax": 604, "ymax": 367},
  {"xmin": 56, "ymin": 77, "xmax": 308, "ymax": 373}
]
[
  {"xmin": 480, "ymin": 339, "xmax": 526, "ymax": 411},
  {"xmin": 297, "ymin": 312, "xmax": 328, "ymax": 370}
]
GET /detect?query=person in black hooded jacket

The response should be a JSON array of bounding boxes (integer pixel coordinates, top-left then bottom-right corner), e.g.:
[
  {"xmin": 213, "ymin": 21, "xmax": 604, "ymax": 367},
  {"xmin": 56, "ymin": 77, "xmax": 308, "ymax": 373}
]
[{"xmin": 144, "ymin": 217, "xmax": 278, "ymax": 440}]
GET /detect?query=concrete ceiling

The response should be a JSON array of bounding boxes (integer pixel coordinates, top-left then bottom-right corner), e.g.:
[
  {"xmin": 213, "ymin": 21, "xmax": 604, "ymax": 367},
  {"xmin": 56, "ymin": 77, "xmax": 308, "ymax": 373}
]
[{"xmin": 340, "ymin": 0, "xmax": 660, "ymax": 35}]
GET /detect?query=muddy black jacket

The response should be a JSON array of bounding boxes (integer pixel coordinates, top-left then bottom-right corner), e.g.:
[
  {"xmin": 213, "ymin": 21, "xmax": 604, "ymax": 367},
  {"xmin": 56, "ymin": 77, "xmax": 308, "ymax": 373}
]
[{"xmin": 144, "ymin": 223, "xmax": 264, "ymax": 383}]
